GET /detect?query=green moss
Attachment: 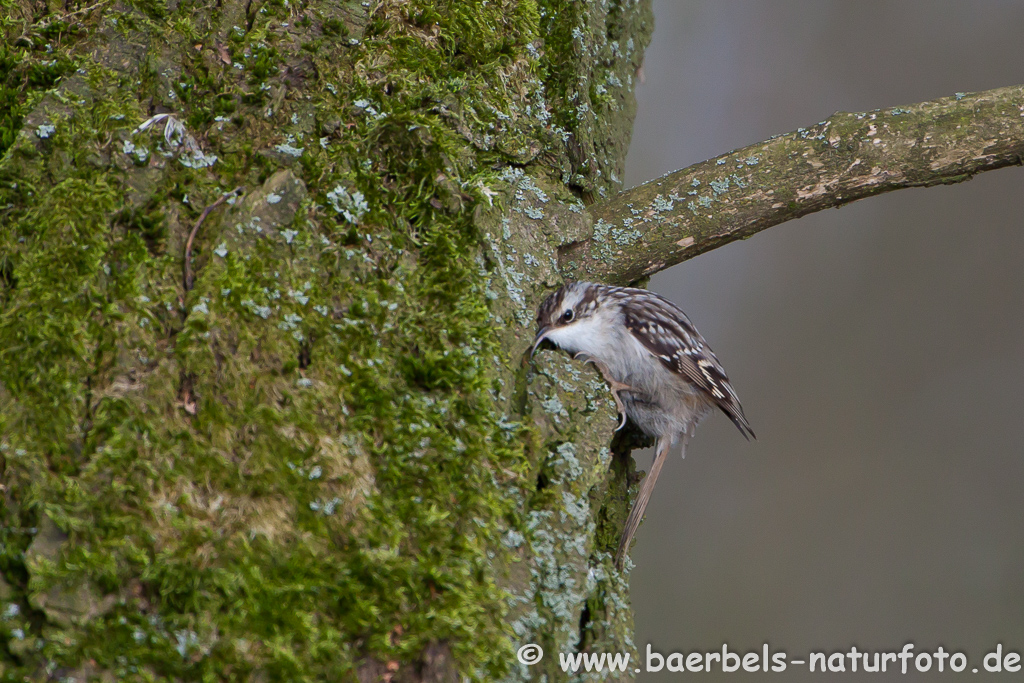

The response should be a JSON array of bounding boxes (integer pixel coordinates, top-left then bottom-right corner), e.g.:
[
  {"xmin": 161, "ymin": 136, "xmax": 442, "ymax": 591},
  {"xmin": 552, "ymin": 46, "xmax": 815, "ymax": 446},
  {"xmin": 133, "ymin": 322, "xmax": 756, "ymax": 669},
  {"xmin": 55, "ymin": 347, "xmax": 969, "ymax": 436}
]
[
  {"xmin": 0, "ymin": 45, "xmax": 76, "ymax": 156},
  {"xmin": 0, "ymin": 0, "xmax": 651, "ymax": 679},
  {"xmin": 535, "ymin": 0, "xmax": 653, "ymax": 195}
]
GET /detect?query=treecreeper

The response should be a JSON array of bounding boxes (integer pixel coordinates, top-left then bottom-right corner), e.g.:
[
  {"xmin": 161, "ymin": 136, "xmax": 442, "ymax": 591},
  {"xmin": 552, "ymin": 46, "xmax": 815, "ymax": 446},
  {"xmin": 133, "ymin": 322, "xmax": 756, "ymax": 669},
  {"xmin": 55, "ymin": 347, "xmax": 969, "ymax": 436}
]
[{"xmin": 532, "ymin": 282, "xmax": 754, "ymax": 568}]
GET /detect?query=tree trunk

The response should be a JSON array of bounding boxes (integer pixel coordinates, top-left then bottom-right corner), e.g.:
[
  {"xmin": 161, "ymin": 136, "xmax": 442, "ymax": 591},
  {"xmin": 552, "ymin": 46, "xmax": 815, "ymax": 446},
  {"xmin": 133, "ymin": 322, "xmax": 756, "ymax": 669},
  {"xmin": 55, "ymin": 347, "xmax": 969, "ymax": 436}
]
[{"xmin": 0, "ymin": 1, "xmax": 652, "ymax": 680}]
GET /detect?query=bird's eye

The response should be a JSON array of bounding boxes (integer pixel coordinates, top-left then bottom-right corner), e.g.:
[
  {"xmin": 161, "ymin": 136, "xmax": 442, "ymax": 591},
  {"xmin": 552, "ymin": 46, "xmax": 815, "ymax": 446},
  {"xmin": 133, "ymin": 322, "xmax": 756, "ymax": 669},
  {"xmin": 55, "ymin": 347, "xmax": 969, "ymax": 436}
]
[{"xmin": 561, "ymin": 309, "xmax": 574, "ymax": 323}]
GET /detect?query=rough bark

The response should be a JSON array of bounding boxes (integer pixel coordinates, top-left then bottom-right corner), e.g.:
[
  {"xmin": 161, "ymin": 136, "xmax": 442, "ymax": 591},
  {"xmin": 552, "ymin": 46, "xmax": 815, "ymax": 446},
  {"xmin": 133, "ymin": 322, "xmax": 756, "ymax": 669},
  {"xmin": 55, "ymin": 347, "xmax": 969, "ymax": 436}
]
[
  {"xmin": 0, "ymin": 0, "xmax": 651, "ymax": 681},
  {"xmin": 561, "ymin": 85, "xmax": 1024, "ymax": 284}
]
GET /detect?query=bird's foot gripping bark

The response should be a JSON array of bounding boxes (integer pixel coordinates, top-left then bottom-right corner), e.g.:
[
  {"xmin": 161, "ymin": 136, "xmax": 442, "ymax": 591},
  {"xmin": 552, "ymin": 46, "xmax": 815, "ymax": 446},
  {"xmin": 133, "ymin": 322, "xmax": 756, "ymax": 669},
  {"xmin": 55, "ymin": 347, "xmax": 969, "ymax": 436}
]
[{"xmin": 574, "ymin": 352, "xmax": 633, "ymax": 431}]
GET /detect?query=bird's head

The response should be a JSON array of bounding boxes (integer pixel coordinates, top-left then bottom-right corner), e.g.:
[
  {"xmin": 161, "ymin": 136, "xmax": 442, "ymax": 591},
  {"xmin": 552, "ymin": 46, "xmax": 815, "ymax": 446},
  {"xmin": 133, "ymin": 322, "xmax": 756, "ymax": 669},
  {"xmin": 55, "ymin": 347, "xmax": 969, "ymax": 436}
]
[{"xmin": 531, "ymin": 281, "xmax": 603, "ymax": 357}]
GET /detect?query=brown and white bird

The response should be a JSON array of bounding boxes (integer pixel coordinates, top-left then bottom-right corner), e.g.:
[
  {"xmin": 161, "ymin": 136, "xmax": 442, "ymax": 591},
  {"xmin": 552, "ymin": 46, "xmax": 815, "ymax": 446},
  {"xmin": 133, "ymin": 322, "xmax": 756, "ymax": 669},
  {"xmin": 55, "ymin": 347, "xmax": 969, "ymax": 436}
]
[{"xmin": 532, "ymin": 282, "xmax": 753, "ymax": 569}]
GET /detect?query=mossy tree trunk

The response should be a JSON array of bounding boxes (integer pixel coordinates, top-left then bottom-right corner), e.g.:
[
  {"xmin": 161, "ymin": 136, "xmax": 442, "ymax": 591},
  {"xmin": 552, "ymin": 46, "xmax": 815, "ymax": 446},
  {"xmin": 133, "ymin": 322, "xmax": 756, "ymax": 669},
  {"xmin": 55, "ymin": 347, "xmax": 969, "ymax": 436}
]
[{"xmin": 0, "ymin": 1, "xmax": 652, "ymax": 681}]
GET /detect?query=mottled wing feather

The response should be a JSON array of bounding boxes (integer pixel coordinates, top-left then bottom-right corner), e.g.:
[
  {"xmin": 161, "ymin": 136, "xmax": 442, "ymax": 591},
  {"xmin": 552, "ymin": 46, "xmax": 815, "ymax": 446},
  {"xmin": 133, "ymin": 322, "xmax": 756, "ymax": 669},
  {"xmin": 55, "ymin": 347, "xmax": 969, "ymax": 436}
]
[{"xmin": 617, "ymin": 288, "xmax": 755, "ymax": 439}]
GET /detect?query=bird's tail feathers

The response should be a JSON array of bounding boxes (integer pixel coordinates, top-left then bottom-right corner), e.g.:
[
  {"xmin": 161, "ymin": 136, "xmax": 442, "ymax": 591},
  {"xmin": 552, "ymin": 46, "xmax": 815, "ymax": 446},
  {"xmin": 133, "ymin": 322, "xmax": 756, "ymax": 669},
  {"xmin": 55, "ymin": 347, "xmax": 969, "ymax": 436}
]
[{"xmin": 615, "ymin": 436, "xmax": 681, "ymax": 569}]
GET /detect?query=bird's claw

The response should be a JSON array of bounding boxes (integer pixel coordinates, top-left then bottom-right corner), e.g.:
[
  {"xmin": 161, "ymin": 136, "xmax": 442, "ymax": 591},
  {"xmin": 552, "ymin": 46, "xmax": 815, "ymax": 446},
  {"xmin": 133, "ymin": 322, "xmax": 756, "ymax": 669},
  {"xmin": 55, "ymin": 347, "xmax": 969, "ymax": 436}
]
[
  {"xmin": 615, "ymin": 406, "xmax": 628, "ymax": 431},
  {"xmin": 574, "ymin": 353, "xmax": 632, "ymax": 431}
]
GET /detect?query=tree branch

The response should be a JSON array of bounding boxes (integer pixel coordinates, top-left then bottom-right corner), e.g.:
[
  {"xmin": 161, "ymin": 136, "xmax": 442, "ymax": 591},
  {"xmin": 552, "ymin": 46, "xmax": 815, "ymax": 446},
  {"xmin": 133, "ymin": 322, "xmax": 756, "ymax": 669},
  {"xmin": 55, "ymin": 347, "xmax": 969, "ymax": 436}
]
[{"xmin": 561, "ymin": 84, "xmax": 1024, "ymax": 284}]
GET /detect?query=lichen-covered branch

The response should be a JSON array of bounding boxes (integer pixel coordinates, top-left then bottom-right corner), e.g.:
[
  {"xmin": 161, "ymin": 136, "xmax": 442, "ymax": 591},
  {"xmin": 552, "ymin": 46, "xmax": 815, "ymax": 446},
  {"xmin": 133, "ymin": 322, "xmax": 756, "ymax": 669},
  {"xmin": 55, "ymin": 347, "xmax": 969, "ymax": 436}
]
[{"xmin": 561, "ymin": 85, "xmax": 1024, "ymax": 284}]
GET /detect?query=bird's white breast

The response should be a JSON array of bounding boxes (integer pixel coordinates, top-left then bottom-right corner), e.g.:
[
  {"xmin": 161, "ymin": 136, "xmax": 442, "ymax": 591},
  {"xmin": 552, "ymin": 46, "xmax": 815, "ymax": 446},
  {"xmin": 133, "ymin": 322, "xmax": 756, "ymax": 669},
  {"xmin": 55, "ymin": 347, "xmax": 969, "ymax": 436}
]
[
  {"xmin": 543, "ymin": 311, "xmax": 617, "ymax": 359},
  {"xmin": 544, "ymin": 308, "xmax": 662, "ymax": 389}
]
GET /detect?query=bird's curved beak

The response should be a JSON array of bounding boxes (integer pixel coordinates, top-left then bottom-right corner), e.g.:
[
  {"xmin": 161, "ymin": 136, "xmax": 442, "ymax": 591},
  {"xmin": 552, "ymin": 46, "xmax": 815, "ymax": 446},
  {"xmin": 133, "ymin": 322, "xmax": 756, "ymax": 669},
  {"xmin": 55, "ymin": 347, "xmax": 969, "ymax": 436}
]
[{"xmin": 530, "ymin": 326, "xmax": 551, "ymax": 358}]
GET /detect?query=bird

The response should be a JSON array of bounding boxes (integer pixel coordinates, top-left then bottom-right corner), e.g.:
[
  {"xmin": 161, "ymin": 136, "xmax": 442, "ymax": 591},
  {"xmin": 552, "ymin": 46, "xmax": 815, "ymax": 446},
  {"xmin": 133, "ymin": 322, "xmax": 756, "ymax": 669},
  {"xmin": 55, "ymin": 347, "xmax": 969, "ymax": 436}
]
[{"xmin": 531, "ymin": 281, "xmax": 753, "ymax": 569}]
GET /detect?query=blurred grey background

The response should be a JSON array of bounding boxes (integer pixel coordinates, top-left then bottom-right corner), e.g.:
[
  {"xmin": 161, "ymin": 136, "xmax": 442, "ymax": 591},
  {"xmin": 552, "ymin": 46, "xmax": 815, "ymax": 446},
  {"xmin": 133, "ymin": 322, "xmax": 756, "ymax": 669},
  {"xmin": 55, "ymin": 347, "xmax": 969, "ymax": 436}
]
[{"xmin": 622, "ymin": 2, "xmax": 1024, "ymax": 680}]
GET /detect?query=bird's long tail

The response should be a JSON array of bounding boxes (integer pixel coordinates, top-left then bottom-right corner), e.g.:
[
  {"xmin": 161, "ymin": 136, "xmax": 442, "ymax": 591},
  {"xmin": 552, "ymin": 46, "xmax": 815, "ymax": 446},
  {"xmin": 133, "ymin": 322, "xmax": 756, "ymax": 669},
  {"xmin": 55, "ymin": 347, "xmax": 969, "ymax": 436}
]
[{"xmin": 615, "ymin": 436, "xmax": 684, "ymax": 569}]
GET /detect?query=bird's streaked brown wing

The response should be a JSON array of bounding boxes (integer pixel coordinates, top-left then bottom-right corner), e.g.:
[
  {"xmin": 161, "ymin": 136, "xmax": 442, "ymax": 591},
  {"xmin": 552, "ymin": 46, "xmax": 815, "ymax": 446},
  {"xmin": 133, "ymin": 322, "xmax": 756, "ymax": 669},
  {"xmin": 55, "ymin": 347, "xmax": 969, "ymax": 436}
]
[{"xmin": 617, "ymin": 288, "xmax": 755, "ymax": 439}]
